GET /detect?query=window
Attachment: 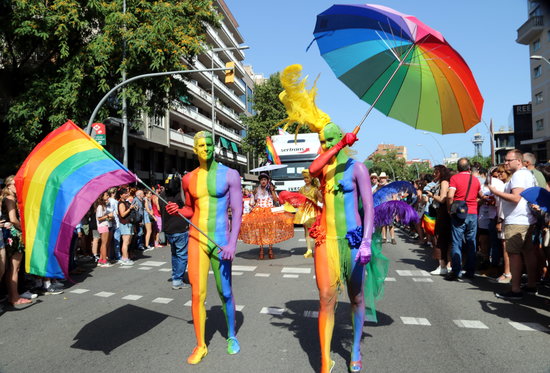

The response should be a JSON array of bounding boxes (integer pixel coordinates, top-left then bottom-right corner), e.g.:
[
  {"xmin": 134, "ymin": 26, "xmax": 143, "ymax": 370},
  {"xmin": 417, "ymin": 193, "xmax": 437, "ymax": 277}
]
[
  {"xmin": 534, "ymin": 65, "xmax": 542, "ymax": 78},
  {"xmin": 150, "ymin": 115, "xmax": 164, "ymax": 128},
  {"xmin": 533, "ymin": 39, "xmax": 541, "ymax": 52},
  {"xmin": 535, "ymin": 92, "xmax": 543, "ymax": 104},
  {"xmin": 536, "ymin": 119, "xmax": 544, "ymax": 131}
]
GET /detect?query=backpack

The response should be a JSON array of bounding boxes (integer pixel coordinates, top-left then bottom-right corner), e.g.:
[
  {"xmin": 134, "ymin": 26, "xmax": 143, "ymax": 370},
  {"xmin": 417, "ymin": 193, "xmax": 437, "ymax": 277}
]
[{"xmin": 128, "ymin": 201, "xmax": 143, "ymax": 224}]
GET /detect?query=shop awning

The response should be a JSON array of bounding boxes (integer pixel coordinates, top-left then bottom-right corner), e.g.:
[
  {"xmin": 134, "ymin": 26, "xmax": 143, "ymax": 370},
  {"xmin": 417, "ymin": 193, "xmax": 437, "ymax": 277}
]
[
  {"xmin": 220, "ymin": 137, "xmax": 230, "ymax": 149},
  {"xmin": 230, "ymin": 141, "xmax": 239, "ymax": 153}
]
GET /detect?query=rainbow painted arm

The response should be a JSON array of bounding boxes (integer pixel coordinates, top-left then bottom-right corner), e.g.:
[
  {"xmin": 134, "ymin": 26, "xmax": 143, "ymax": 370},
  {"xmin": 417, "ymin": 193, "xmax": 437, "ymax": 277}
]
[
  {"xmin": 166, "ymin": 176, "xmax": 194, "ymax": 218},
  {"xmin": 221, "ymin": 169, "xmax": 243, "ymax": 261},
  {"xmin": 355, "ymin": 161, "xmax": 374, "ymax": 264},
  {"xmin": 309, "ymin": 133, "xmax": 357, "ymax": 177}
]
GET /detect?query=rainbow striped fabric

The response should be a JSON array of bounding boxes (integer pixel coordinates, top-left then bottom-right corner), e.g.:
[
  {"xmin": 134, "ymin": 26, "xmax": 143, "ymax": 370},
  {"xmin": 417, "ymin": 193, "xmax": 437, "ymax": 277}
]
[
  {"xmin": 265, "ymin": 136, "xmax": 281, "ymax": 165},
  {"xmin": 14, "ymin": 120, "xmax": 137, "ymax": 278}
]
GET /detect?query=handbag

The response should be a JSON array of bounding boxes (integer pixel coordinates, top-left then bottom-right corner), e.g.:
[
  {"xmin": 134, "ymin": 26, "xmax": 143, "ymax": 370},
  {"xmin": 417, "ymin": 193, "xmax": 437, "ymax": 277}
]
[{"xmin": 450, "ymin": 174, "xmax": 473, "ymax": 220}]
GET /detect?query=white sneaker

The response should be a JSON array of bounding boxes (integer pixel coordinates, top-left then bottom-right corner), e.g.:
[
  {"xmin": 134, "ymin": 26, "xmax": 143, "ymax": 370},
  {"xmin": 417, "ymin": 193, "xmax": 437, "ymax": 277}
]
[
  {"xmin": 430, "ymin": 266, "xmax": 448, "ymax": 276},
  {"xmin": 120, "ymin": 259, "xmax": 134, "ymax": 266},
  {"xmin": 20, "ymin": 291, "xmax": 38, "ymax": 300}
]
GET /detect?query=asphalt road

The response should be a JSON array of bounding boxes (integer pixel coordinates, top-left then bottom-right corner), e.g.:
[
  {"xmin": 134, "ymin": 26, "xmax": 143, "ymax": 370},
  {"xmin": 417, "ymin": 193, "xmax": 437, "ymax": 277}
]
[{"xmin": 1, "ymin": 227, "xmax": 549, "ymax": 373}]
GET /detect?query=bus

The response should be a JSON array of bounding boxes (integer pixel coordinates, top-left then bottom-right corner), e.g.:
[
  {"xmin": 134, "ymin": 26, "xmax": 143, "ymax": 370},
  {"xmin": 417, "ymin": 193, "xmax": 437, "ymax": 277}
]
[{"xmin": 270, "ymin": 133, "xmax": 321, "ymax": 191}]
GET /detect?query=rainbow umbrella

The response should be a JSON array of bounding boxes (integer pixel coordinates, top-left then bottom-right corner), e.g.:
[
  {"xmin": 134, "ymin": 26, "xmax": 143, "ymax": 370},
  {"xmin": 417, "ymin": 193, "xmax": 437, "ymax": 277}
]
[{"xmin": 313, "ymin": 4, "xmax": 484, "ymax": 134}]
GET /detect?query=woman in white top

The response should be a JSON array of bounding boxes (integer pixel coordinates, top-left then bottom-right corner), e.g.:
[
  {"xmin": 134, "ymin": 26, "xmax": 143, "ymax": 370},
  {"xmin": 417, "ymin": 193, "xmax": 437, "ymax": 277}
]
[{"xmin": 95, "ymin": 191, "xmax": 113, "ymax": 267}]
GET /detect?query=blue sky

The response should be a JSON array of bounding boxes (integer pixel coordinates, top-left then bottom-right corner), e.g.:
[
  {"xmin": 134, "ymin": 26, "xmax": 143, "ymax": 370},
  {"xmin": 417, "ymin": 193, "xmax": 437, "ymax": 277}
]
[{"xmin": 224, "ymin": 0, "xmax": 531, "ymax": 164}]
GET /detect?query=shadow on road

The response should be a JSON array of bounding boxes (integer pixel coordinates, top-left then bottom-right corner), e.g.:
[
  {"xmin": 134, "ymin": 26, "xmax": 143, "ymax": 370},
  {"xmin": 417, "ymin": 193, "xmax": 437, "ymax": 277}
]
[
  {"xmin": 269, "ymin": 299, "xmax": 393, "ymax": 372},
  {"xmin": 479, "ymin": 299, "xmax": 550, "ymax": 331},
  {"xmin": 202, "ymin": 305, "xmax": 245, "ymax": 345},
  {"xmin": 71, "ymin": 304, "xmax": 168, "ymax": 354}
]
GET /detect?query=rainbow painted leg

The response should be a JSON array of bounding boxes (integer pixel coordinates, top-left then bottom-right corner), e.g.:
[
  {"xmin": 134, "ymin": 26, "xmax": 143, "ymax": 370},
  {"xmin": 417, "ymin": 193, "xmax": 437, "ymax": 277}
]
[
  {"xmin": 211, "ymin": 251, "xmax": 239, "ymax": 354},
  {"xmin": 315, "ymin": 239, "xmax": 340, "ymax": 373},
  {"xmin": 187, "ymin": 235, "xmax": 212, "ymax": 363},
  {"xmin": 347, "ymin": 247, "xmax": 366, "ymax": 372}
]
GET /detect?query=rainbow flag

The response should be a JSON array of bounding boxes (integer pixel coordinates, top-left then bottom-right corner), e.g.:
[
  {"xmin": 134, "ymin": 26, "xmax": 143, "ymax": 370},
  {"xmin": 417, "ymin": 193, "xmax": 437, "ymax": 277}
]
[
  {"xmin": 15, "ymin": 120, "xmax": 137, "ymax": 278},
  {"xmin": 422, "ymin": 214, "xmax": 436, "ymax": 236},
  {"xmin": 265, "ymin": 136, "xmax": 281, "ymax": 165}
]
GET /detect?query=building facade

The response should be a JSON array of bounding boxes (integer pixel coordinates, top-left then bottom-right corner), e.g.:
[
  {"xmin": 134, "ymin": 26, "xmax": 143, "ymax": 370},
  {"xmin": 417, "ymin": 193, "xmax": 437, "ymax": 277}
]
[
  {"xmin": 368, "ymin": 143, "xmax": 408, "ymax": 160},
  {"xmin": 102, "ymin": 0, "xmax": 254, "ymax": 186},
  {"xmin": 517, "ymin": 0, "xmax": 550, "ymax": 161}
]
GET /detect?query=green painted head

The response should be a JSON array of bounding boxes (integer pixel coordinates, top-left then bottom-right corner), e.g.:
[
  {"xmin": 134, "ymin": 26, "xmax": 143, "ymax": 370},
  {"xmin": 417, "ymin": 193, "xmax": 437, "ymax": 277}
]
[{"xmin": 319, "ymin": 122, "xmax": 343, "ymax": 151}]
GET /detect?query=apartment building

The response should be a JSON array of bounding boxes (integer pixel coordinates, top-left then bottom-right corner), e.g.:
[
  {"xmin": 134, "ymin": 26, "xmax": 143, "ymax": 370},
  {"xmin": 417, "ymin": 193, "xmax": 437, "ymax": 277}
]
[
  {"xmin": 517, "ymin": 0, "xmax": 550, "ymax": 161},
  {"xmin": 103, "ymin": 0, "xmax": 254, "ymax": 185}
]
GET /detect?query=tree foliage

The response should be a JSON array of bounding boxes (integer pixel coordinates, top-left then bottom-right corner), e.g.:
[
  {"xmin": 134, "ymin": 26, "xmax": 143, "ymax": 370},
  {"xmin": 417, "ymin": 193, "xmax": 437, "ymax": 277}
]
[
  {"xmin": 241, "ymin": 72, "xmax": 310, "ymax": 161},
  {"xmin": 0, "ymin": 0, "xmax": 219, "ymax": 175},
  {"xmin": 365, "ymin": 151, "xmax": 432, "ymax": 181}
]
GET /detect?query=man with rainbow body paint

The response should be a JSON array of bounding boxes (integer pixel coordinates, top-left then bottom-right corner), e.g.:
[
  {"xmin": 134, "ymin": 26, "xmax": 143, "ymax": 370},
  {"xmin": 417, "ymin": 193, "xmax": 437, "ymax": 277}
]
[
  {"xmin": 279, "ymin": 65, "xmax": 384, "ymax": 373},
  {"xmin": 166, "ymin": 131, "xmax": 242, "ymax": 365}
]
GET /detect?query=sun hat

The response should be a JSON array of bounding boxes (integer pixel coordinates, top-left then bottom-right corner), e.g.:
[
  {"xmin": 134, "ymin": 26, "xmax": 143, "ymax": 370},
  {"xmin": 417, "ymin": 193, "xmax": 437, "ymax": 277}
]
[
  {"xmin": 379, "ymin": 172, "xmax": 388, "ymax": 178},
  {"xmin": 370, "ymin": 172, "xmax": 378, "ymax": 178},
  {"xmin": 258, "ymin": 171, "xmax": 270, "ymax": 180}
]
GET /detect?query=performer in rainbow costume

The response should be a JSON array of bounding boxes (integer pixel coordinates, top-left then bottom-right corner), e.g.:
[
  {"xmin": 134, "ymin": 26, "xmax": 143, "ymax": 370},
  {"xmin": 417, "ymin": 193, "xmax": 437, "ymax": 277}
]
[
  {"xmin": 279, "ymin": 65, "xmax": 388, "ymax": 373},
  {"xmin": 166, "ymin": 131, "xmax": 243, "ymax": 365}
]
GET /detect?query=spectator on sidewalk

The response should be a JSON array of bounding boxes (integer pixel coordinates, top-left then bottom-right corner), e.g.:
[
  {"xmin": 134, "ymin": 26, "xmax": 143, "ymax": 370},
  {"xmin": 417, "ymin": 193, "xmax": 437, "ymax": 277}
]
[
  {"xmin": 427, "ymin": 165, "xmax": 452, "ymax": 275},
  {"xmin": 370, "ymin": 173, "xmax": 379, "ymax": 193},
  {"xmin": 445, "ymin": 158, "xmax": 481, "ymax": 281},
  {"xmin": 523, "ymin": 153, "xmax": 546, "ymax": 188},
  {"xmin": 494, "ymin": 164, "xmax": 513, "ymax": 283},
  {"xmin": 160, "ymin": 174, "xmax": 190, "ymax": 289},
  {"xmin": 116, "ymin": 188, "xmax": 135, "ymax": 266},
  {"xmin": 132, "ymin": 189, "xmax": 145, "ymax": 251},
  {"xmin": 490, "ymin": 149, "xmax": 538, "ymax": 300},
  {"xmin": 143, "ymin": 190, "xmax": 156, "ymax": 250}
]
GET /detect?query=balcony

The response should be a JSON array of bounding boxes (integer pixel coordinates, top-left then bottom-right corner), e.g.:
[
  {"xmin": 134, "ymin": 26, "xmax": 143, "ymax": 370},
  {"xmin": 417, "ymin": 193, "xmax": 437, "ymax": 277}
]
[{"xmin": 517, "ymin": 16, "xmax": 545, "ymax": 44}]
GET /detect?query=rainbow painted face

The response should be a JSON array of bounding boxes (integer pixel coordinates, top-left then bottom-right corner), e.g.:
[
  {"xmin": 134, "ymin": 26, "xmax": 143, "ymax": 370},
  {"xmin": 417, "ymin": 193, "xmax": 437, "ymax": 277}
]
[
  {"xmin": 194, "ymin": 136, "xmax": 214, "ymax": 162},
  {"xmin": 319, "ymin": 123, "xmax": 343, "ymax": 151}
]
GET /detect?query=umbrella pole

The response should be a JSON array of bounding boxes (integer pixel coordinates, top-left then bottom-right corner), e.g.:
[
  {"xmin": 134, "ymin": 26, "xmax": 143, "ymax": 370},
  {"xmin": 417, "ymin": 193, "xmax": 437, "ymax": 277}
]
[
  {"xmin": 137, "ymin": 178, "xmax": 223, "ymax": 250},
  {"xmin": 352, "ymin": 43, "xmax": 417, "ymax": 135}
]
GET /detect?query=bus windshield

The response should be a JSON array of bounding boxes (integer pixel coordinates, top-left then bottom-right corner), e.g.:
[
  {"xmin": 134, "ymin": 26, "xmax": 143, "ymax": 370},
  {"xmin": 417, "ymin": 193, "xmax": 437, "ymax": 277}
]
[{"xmin": 272, "ymin": 161, "xmax": 313, "ymax": 181}]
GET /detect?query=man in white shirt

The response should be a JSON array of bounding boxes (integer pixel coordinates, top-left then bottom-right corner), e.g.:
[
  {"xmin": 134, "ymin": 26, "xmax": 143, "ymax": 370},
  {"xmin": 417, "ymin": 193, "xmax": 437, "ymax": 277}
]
[{"xmin": 489, "ymin": 149, "xmax": 538, "ymax": 300}]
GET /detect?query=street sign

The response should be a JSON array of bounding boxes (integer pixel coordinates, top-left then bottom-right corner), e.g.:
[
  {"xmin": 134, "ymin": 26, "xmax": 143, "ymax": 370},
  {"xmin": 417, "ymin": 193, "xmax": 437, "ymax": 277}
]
[{"xmin": 92, "ymin": 122, "xmax": 107, "ymax": 145}]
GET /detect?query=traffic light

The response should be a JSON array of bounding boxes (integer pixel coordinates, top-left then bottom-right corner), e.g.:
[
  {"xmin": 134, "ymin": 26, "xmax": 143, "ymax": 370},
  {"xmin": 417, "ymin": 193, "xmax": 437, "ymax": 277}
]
[{"xmin": 224, "ymin": 61, "xmax": 235, "ymax": 84}]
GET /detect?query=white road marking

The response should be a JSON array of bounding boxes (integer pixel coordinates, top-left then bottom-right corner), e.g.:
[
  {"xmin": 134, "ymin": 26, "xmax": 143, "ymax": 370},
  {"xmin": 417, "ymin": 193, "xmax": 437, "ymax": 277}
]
[
  {"xmin": 158, "ymin": 268, "xmax": 171, "ymax": 272},
  {"xmin": 69, "ymin": 289, "xmax": 89, "ymax": 294},
  {"xmin": 298, "ymin": 238, "xmax": 306, "ymax": 242},
  {"xmin": 255, "ymin": 273, "xmax": 271, "ymax": 277},
  {"xmin": 152, "ymin": 297, "xmax": 173, "ymax": 304},
  {"xmin": 303, "ymin": 310, "xmax": 319, "ymax": 318},
  {"xmin": 122, "ymin": 295, "xmax": 143, "ymax": 301},
  {"xmin": 184, "ymin": 300, "xmax": 192, "ymax": 307},
  {"xmin": 209, "ymin": 271, "xmax": 214, "ymax": 275},
  {"xmin": 94, "ymin": 291, "xmax": 115, "ymax": 298},
  {"xmin": 508, "ymin": 322, "xmax": 550, "ymax": 332},
  {"xmin": 138, "ymin": 267, "xmax": 152, "ymax": 271},
  {"xmin": 396, "ymin": 270, "xmax": 431, "ymax": 277},
  {"xmin": 453, "ymin": 320, "xmax": 489, "ymax": 329},
  {"xmin": 282, "ymin": 267, "xmax": 311, "ymax": 274},
  {"xmin": 233, "ymin": 271, "xmax": 244, "ymax": 276},
  {"xmin": 412, "ymin": 278, "xmax": 433, "ymax": 282},
  {"xmin": 236, "ymin": 305, "xmax": 245, "ymax": 311},
  {"xmin": 139, "ymin": 261, "xmax": 166, "ymax": 267},
  {"xmin": 232, "ymin": 265, "xmax": 257, "ymax": 272},
  {"xmin": 283, "ymin": 274, "xmax": 299, "ymax": 278},
  {"xmin": 400, "ymin": 317, "xmax": 431, "ymax": 326},
  {"xmin": 384, "ymin": 277, "xmax": 396, "ymax": 282},
  {"xmin": 260, "ymin": 307, "xmax": 285, "ymax": 315}
]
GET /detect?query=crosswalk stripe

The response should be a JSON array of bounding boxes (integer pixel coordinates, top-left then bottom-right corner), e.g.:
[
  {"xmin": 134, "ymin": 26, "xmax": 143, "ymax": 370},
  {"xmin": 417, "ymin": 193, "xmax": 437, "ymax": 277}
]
[
  {"xmin": 158, "ymin": 268, "xmax": 171, "ymax": 272},
  {"xmin": 69, "ymin": 289, "xmax": 89, "ymax": 294},
  {"xmin": 282, "ymin": 267, "xmax": 311, "ymax": 274},
  {"xmin": 384, "ymin": 277, "xmax": 396, "ymax": 282},
  {"xmin": 260, "ymin": 307, "xmax": 285, "ymax": 315},
  {"xmin": 400, "ymin": 317, "xmax": 431, "ymax": 326},
  {"xmin": 303, "ymin": 310, "xmax": 319, "ymax": 318},
  {"xmin": 138, "ymin": 267, "xmax": 153, "ymax": 271},
  {"xmin": 412, "ymin": 278, "xmax": 433, "ymax": 282},
  {"xmin": 283, "ymin": 274, "xmax": 299, "ymax": 278},
  {"xmin": 255, "ymin": 273, "xmax": 271, "ymax": 277},
  {"xmin": 232, "ymin": 265, "xmax": 257, "ymax": 272},
  {"xmin": 152, "ymin": 297, "xmax": 173, "ymax": 304},
  {"xmin": 139, "ymin": 261, "xmax": 166, "ymax": 267},
  {"xmin": 453, "ymin": 320, "xmax": 488, "ymax": 329},
  {"xmin": 122, "ymin": 295, "xmax": 143, "ymax": 301},
  {"xmin": 94, "ymin": 291, "xmax": 115, "ymax": 298},
  {"xmin": 236, "ymin": 305, "xmax": 245, "ymax": 311},
  {"xmin": 508, "ymin": 322, "xmax": 550, "ymax": 332},
  {"xmin": 233, "ymin": 271, "xmax": 244, "ymax": 276},
  {"xmin": 396, "ymin": 270, "xmax": 431, "ymax": 277}
]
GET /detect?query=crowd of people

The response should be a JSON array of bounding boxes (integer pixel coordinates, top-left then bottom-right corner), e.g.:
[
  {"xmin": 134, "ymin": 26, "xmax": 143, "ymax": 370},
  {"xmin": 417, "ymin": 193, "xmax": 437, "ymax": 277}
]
[{"xmin": 375, "ymin": 150, "xmax": 550, "ymax": 300}]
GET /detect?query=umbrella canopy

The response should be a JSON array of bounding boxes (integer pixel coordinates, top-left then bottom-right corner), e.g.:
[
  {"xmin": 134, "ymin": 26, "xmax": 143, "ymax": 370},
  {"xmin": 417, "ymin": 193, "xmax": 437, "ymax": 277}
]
[
  {"xmin": 313, "ymin": 4, "xmax": 484, "ymax": 134},
  {"xmin": 249, "ymin": 164, "xmax": 288, "ymax": 173},
  {"xmin": 520, "ymin": 187, "xmax": 550, "ymax": 212}
]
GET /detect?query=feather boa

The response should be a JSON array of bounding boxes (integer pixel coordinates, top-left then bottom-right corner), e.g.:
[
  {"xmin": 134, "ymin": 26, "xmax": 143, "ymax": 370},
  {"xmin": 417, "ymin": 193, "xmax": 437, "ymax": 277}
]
[
  {"xmin": 373, "ymin": 181, "xmax": 416, "ymax": 207},
  {"xmin": 374, "ymin": 200, "xmax": 419, "ymax": 228}
]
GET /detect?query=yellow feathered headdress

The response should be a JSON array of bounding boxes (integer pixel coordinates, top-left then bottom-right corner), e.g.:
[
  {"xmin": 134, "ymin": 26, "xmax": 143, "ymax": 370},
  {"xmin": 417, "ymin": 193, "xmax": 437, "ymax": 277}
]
[{"xmin": 278, "ymin": 64, "xmax": 331, "ymax": 134}]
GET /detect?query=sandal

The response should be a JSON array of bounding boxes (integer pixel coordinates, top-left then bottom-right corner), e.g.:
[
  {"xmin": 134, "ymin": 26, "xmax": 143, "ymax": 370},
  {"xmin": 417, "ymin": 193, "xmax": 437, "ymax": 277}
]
[
  {"xmin": 9, "ymin": 298, "xmax": 34, "ymax": 310},
  {"xmin": 496, "ymin": 273, "xmax": 512, "ymax": 284},
  {"xmin": 258, "ymin": 247, "xmax": 264, "ymax": 260}
]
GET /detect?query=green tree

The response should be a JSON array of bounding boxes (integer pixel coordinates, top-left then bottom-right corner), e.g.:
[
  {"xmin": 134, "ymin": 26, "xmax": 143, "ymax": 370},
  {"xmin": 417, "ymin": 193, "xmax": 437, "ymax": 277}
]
[
  {"xmin": 241, "ymin": 72, "xmax": 310, "ymax": 161},
  {"xmin": 0, "ymin": 0, "xmax": 219, "ymax": 175}
]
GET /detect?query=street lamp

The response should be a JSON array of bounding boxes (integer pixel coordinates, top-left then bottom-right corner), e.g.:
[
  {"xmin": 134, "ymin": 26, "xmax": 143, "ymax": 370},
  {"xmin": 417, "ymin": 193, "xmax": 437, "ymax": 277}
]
[
  {"xmin": 422, "ymin": 131, "xmax": 446, "ymax": 163},
  {"xmin": 417, "ymin": 144, "xmax": 436, "ymax": 165},
  {"xmin": 380, "ymin": 159, "xmax": 396, "ymax": 180},
  {"xmin": 531, "ymin": 55, "xmax": 550, "ymax": 65},
  {"xmin": 210, "ymin": 45, "xmax": 249, "ymax": 151}
]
